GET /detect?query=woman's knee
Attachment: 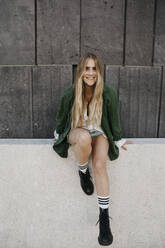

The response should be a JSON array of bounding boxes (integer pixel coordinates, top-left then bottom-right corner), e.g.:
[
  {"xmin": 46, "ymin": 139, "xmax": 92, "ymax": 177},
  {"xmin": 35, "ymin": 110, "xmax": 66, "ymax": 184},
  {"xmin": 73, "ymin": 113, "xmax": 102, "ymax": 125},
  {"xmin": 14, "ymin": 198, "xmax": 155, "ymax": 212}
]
[
  {"xmin": 68, "ymin": 128, "xmax": 91, "ymax": 145},
  {"xmin": 93, "ymin": 159, "xmax": 106, "ymax": 174},
  {"xmin": 76, "ymin": 129, "xmax": 92, "ymax": 147}
]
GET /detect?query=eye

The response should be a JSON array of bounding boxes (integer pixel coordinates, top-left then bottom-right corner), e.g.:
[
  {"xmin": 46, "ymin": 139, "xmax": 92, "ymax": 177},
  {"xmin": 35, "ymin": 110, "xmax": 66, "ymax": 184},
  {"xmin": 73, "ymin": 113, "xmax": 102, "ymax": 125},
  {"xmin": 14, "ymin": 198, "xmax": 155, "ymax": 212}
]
[
  {"xmin": 85, "ymin": 66, "xmax": 89, "ymax": 71},
  {"xmin": 93, "ymin": 67, "xmax": 96, "ymax": 70}
]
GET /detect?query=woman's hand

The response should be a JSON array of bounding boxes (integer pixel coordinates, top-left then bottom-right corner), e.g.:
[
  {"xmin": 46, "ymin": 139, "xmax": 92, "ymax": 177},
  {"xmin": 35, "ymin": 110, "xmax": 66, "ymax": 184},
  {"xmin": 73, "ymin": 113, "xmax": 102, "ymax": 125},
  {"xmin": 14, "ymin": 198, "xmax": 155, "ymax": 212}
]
[
  {"xmin": 52, "ymin": 137, "xmax": 57, "ymax": 141},
  {"xmin": 121, "ymin": 140, "xmax": 133, "ymax": 150}
]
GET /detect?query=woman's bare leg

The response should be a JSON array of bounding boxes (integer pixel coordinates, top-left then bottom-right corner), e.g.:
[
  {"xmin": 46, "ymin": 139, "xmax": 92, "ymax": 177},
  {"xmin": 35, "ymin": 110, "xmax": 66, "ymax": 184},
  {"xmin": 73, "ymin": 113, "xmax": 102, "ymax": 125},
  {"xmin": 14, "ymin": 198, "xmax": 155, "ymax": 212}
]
[
  {"xmin": 68, "ymin": 128, "xmax": 92, "ymax": 164},
  {"xmin": 92, "ymin": 135, "xmax": 113, "ymax": 245},
  {"xmin": 91, "ymin": 135, "xmax": 109, "ymax": 196},
  {"xmin": 68, "ymin": 128, "xmax": 94, "ymax": 195}
]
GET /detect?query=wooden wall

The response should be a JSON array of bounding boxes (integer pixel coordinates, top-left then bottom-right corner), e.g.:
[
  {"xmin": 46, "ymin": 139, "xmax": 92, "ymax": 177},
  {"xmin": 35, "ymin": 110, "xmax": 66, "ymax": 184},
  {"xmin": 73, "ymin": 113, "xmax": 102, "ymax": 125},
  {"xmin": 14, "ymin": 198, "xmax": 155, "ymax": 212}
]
[{"xmin": 0, "ymin": 0, "xmax": 165, "ymax": 138}]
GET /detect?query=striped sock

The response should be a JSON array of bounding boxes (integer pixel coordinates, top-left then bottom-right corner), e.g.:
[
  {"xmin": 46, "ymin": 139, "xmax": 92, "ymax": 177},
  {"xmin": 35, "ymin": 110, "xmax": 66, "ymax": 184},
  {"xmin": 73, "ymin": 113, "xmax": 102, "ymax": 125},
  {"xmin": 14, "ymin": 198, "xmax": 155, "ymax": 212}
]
[
  {"xmin": 78, "ymin": 161, "xmax": 88, "ymax": 174},
  {"xmin": 97, "ymin": 195, "xmax": 110, "ymax": 209}
]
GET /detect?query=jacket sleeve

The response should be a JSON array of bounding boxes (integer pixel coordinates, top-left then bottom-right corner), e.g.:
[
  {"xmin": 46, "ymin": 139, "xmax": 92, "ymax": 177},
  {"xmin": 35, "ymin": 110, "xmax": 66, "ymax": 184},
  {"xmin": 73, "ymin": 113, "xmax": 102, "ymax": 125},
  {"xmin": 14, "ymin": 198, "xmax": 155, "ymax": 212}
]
[
  {"xmin": 115, "ymin": 139, "xmax": 126, "ymax": 148},
  {"xmin": 55, "ymin": 93, "xmax": 67, "ymax": 134},
  {"xmin": 108, "ymin": 88, "xmax": 123, "ymax": 141}
]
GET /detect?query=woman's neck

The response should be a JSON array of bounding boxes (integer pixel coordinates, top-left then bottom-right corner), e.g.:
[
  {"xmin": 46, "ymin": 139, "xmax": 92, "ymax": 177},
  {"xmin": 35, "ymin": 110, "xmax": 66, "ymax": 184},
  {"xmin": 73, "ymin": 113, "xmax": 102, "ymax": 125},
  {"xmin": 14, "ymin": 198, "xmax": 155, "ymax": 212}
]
[{"xmin": 84, "ymin": 84, "xmax": 95, "ymax": 102}]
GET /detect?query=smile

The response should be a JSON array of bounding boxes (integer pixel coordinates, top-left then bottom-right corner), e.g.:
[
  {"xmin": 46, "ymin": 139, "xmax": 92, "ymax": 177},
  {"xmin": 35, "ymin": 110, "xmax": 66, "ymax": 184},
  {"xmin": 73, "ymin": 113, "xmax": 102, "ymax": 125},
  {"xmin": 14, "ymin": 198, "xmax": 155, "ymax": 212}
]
[{"xmin": 86, "ymin": 77, "xmax": 95, "ymax": 79}]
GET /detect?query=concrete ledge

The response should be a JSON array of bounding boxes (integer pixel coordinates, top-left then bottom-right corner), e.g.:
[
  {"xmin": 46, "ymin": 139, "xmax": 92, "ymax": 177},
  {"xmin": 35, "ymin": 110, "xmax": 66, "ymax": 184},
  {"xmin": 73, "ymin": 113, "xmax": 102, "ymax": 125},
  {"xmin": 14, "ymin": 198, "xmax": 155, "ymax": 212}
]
[
  {"xmin": 0, "ymin": 139, "xmax": 165, "ymax": 247},
  {"xmin": 1, "ymin": 138, "xmax": 165, "ymax": 144}
]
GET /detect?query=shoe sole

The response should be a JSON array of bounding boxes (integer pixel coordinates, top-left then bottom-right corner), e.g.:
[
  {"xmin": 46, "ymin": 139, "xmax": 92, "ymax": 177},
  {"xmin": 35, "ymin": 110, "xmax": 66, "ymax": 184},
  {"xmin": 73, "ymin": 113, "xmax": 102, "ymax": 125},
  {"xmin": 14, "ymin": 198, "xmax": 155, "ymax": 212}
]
[
  {"xmin": 82, "ymin": 186, "xmax": 94, "ymax": 195},
  {"xmin": 98, "ymin": 236, "xmax": 113, "ymax": 246}
]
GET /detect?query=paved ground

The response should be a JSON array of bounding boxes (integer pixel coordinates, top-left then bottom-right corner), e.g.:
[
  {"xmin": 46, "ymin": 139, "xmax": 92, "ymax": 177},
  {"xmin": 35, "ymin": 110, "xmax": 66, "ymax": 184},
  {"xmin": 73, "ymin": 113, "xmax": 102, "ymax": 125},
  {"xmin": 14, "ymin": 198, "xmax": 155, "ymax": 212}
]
[{"xmin": 0, "ymin": 139, "xmax": 165, "ymax": 248}]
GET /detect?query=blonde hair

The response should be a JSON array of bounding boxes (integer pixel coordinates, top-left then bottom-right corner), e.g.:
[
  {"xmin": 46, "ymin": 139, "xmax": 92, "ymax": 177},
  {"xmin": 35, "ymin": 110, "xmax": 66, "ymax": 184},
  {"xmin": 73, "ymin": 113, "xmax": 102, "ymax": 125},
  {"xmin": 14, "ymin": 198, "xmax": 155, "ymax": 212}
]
[{"xmin": 71, "ymin": 53, "xmax": 104, "ymax": 129}]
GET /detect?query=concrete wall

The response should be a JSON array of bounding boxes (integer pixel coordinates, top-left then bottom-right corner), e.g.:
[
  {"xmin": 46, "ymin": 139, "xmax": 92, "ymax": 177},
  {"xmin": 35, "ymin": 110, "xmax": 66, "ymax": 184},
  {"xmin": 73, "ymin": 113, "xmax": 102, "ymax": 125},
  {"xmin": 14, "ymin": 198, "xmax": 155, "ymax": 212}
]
[
  {"xmin": 0, "ymin": 139, "xmax": 165, "ymax": 247},
  {"xmin": 0, "ymin": 1, "xmax": 165, "ymax": 138},
  {"xmin": 1, "ymin": 0, "xmax": 165, "ymax": 66}
]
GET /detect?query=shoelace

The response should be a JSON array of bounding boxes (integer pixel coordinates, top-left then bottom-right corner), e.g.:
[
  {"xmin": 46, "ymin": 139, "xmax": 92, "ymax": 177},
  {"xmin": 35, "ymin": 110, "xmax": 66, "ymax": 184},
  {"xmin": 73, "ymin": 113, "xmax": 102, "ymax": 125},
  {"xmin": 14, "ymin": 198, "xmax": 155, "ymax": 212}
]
[
  {"xmin": 81, "ymin": 169, "xmax": 91, "ymax": 180},
  {"xmin": 95, "ymin": 215, "xmax": 112, "ymax": 226}
]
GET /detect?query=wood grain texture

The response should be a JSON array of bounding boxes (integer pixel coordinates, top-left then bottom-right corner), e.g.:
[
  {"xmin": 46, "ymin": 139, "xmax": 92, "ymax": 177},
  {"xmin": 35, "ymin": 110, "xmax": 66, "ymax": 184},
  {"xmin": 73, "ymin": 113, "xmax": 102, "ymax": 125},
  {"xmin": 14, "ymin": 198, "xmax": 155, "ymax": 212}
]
[
  {"xmin": 159, "ymin": 67, "xmax": 165, "ymax": 137},
  {"xmin": 105, "ymin": 65, "xmax": 120, "ymax": 93},
  {"xmin": 125, "ymin": 0, "xmax": 154, "ymax": 65},
  {"xmin": 154, "ymin": 0, "xmax": 165, "ymax": 65},
  {"xmin": 0, "ymin": 0, "xmax": 35, "ymax": 65},
  {"xmin": 81, "ymin": 0, "xmax": 124, "ymax": 65},
  {"xmin": 119, "ymin": 66, "xmax": 161, "ymax": 137},
  {"xmin": 37, "ymin": 0, "xmax": 80, "ymax": 64},
  {"xmin": 32, "ymin": 65, "xmax": 72, "ymax": 137},
  {"xmin": 0, "ymin": 66, "xmax": 32, "ymax": 137}
]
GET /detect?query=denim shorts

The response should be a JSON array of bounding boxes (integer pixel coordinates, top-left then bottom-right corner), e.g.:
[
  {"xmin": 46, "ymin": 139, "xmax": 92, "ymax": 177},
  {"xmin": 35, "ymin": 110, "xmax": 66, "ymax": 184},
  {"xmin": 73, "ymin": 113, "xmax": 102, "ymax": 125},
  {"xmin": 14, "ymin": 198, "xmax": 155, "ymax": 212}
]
[{"xmin": 88, "ymin": 129, "xmax": 105, "ymax": 138}]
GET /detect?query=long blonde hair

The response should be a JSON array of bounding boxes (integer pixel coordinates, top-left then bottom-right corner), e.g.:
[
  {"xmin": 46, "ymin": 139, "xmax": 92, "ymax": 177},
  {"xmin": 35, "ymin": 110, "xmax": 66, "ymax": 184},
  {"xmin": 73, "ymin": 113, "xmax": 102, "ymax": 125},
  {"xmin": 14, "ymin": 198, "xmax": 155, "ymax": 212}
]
[{"xmin": 71, "ymin": 53, "xmax": 104, "ymax": 129}]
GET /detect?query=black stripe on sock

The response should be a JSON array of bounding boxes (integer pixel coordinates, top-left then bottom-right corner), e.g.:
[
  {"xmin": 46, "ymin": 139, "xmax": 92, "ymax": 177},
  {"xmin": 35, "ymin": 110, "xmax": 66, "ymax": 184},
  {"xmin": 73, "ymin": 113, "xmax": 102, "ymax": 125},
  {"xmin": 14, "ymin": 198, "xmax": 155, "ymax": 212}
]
[
  {"xmin": 98, "ymin": 202, "xmax": 109, "ymax": 205},
  {"xmin": 98, "ymin": 198, "xmax": 109, "ymax": 201}
]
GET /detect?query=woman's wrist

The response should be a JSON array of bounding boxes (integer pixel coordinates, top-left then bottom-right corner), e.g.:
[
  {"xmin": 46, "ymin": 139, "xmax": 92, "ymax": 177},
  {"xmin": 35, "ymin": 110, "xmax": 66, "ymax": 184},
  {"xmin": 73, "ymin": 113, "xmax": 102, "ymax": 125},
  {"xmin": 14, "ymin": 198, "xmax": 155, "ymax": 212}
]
[
  {"xmin": 114, "ymin": 138, "xmax": 126, "ymax": 148},
  {"xmin": 54, "ymin": 129, "xmax": 59, "ymax": 140}
]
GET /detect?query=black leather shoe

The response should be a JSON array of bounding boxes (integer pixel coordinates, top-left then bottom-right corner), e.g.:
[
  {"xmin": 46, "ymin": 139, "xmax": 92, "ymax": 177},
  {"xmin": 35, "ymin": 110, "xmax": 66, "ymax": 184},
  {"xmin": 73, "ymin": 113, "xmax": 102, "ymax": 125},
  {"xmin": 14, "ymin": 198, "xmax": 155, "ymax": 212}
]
[
  {"xmin": 78, "ymin": 168, "xmax": 94, "ymax": 195},
  {"xmin": 96, "ymin": 208, "xmax": 113, "ymax": 246}
]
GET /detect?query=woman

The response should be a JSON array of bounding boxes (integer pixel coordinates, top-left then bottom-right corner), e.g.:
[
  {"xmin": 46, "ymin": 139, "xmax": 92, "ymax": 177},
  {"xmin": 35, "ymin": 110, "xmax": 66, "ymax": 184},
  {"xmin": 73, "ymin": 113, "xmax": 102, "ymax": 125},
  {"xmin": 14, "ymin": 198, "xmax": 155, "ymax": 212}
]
[{"xmin": 53, "ymin": 53, "xmax": 131, "ymax": 246}]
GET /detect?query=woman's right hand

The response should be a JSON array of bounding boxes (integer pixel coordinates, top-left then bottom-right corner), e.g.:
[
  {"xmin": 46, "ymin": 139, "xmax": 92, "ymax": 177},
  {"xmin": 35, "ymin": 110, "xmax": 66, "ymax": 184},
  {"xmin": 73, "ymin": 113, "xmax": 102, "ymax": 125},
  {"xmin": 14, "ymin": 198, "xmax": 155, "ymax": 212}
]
[{"xmin": 52, "ymin": 137, "xmax": 56, "ymax": 141}]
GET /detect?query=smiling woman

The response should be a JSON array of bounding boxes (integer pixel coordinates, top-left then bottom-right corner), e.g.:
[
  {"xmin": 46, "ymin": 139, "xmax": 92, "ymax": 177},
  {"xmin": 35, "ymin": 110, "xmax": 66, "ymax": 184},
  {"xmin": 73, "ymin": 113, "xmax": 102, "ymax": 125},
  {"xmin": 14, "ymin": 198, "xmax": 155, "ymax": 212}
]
[
  {"xmin": 53, "ymin": 52, "xmax": 130, "ymax": 246},
  {"xmin": 83, "ymin": 60, "xmax": 97, "ymax": 86},
  {"xmin": 71, "ymin": 54, "xmax": 104, "ymax": 131}
]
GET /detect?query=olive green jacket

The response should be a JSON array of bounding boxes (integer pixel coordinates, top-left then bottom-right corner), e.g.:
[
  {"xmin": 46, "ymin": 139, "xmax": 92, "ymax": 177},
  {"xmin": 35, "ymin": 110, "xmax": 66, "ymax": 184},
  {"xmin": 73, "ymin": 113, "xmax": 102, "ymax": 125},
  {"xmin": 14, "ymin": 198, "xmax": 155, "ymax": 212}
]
[{"xmin": 53, "ymin": 83, "xmax": 123, "ymax": 161}]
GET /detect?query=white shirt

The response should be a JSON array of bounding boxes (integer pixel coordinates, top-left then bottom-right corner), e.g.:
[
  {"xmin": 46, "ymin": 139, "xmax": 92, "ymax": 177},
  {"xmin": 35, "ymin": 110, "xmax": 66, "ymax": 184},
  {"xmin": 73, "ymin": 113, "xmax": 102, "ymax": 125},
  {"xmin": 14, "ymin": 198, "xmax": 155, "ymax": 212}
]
[{"xmin": 82, "ymin": 107, "xmax": 106, "ymax": 135}]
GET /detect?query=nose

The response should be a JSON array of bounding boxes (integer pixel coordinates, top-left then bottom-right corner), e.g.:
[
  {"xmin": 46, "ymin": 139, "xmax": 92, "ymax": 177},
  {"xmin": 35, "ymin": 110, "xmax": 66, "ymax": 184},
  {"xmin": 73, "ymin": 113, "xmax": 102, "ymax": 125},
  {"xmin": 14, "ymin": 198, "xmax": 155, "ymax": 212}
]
[{"xmin": 88, "ymin": 69, "xmax": 94, "ymax": 75}]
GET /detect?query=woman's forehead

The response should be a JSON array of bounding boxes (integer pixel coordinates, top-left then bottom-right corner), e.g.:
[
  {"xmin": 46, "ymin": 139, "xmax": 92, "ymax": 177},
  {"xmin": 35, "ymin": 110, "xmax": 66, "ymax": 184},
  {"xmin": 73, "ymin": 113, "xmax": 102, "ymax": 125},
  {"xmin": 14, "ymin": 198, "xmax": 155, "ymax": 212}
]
[{"xmin": 85, "ymin": 58, "xmax": 96, "ymax": 67}]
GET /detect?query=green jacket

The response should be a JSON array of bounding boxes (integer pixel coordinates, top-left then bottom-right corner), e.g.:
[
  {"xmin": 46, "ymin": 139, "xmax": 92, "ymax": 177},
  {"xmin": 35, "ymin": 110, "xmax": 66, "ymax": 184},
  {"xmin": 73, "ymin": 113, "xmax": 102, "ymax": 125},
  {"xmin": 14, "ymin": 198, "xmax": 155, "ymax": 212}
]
[{"xmin": 53, "ymin": 82, "xmax": 123, "ymax": 161}]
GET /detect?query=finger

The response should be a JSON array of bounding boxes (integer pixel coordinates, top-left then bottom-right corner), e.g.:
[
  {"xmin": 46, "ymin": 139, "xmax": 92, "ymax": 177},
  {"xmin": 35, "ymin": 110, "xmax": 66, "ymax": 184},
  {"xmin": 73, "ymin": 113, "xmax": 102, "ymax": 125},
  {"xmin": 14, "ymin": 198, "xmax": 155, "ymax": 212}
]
[
  {"xmin": 126, "ymin": 141, "xmax": 133, "ymax": 144},
  {"xmin": 122, "ymin": 146, "xmax": 127, "ymax": 150}
]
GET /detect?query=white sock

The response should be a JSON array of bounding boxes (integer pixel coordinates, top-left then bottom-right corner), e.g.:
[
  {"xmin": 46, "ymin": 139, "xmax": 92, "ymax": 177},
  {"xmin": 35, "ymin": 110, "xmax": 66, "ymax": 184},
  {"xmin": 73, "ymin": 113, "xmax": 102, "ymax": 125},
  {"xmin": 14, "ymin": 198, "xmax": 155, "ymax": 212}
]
[
  {"xmin": 78, "ymin": 161, "xmax": 88, "ymax": 174},
  {"xmin": 97, "ymin": 195, "xmax": 110, "ymax": 209}
]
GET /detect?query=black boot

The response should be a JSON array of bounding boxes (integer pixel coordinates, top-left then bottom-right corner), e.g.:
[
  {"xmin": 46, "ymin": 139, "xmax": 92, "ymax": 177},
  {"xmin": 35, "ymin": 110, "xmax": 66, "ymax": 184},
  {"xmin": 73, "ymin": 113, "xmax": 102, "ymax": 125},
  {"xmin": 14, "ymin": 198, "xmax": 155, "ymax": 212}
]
[
  {"xmin": 96, "ymin": 207, "xmax": 113, "ymax": 246},
  {"xmin": 78, "ymin": 168, "xmax": 94, "ymax": 195}
]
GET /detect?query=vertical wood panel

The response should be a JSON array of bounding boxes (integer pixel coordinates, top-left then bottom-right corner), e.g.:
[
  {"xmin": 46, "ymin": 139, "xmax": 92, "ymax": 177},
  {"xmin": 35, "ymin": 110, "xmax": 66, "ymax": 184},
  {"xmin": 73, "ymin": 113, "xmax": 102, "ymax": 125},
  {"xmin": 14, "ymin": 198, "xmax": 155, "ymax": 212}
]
[
  {"xmin": 105, "ymin": 66, "xmax": 120, "ymax": 93},
  {"xmin": 32, "ymin": 65, "xmax": 72, "ymax": 137},
  {"xmin": 0, "ymin": 66, "xmax": 32, "ymax": 137},
  {"xmin": 159, "ymin": 67, "xmax": 165, "ymax": 137},
  {"xmin": 81, "ymin": 0, "xmax": 124, "ymax": 65},
  {"xmin": 125, "ymin": 0, "xmax": 154, "ymax": 65},
  {"xmin": 119, "ymin": 66, "xmax": 161, "ymax": 137},
  {"xmin": 0, "ymin": 0, "xmax": 35, "ymax": 65},
  {"xmin": 37, "ymin": 0, "xmax": 80, "ymax": 64},
  {"xmin": 154, "ymin": 0, "xmax": 165, "ymax": 65}
]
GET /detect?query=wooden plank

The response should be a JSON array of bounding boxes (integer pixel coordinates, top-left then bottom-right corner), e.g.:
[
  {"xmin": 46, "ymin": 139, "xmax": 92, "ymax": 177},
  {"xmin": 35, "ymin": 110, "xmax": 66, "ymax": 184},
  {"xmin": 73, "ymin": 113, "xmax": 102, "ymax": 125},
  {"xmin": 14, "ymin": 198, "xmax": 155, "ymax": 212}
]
[
  {"xmin": 125, "ymin": 0, "xmax": 154, "ymax": 65},
  {"xmin": 119, "ymin": 66, "xmax": 161, "ymax": 138},
  {"xmin": 105, "ymin": 66, "xmax": 120, "ymax": 94},
  {"xmin": 32, "ymin": 65, "xmax": 72, "ymax": 137},
  {"xmin": 37, "ymin": 0, "xmax": 80, "ymax": 64},
  {"xmin": 81, "ymin": 0, "xmax": 124, "ymax": 65},
  {"xmin": 159, "ymin": 68, "xmax": 165, "ymax": 137},
  {"xmin": 0, "ymin": 66, "xmax": 32, "ymax": 137},
  {"xmin": 154, "ymin": 0, "xmax": 165, "ymax": 65},
  {"xmin": 0, "ymin": 0, "xmax": 35, "ymax": 65},
  {"xmin": 73, "ymin": 65, "xmax": 77, "ymax": 85}
]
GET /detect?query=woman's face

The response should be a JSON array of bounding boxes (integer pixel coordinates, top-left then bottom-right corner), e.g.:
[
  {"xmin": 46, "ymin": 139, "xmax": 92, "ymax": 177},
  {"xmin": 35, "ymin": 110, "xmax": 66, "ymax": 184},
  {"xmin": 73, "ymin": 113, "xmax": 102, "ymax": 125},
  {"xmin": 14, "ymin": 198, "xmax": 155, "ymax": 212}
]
[{"xmin": 82, "ymin": 58, "xmax": 98, "ymax": 87}]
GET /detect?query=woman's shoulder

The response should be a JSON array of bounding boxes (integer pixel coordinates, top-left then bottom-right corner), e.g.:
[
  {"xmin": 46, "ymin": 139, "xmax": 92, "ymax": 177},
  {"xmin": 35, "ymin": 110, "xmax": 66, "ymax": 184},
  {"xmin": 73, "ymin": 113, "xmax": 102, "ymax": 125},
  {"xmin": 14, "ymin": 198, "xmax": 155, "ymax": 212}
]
[
  {"xmin": 103, "ymin": 83, "xmax": 117, "ymax": 98},
  {"xmin": 60, "ymin": 84, "xmax": 74, "ymax": 100}
]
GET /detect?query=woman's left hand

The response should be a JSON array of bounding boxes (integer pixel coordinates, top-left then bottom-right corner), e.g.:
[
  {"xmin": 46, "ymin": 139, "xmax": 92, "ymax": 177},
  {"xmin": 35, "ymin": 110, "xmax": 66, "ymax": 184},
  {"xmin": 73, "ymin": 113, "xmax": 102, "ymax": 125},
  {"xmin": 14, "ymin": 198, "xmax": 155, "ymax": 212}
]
[{"xmin": 121, "ymin": 140, "xmax": 133, "ymax": 151}]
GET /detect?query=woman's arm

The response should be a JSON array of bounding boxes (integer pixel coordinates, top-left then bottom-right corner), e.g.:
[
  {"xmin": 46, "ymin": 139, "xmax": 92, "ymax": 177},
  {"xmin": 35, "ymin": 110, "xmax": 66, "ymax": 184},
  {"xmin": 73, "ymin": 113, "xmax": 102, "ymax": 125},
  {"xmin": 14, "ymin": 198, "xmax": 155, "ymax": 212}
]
[
  {"xmin": 53, "ymin": 85, "xmax": 74, "ymax": 140},
  {"xmin": 108, "ymin": 88, "xmax": 122, "ymax": 141},
  {"xmin": 53, "ymin": 129, "xmax": 59, "ymax": 140},
  {"xmin": 114, "ymin": 139, "xmax": 127, "ymax": 148},
  {"xmin": 54, "ymin": 93, "xmax": 67, "ymax": 138}
]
